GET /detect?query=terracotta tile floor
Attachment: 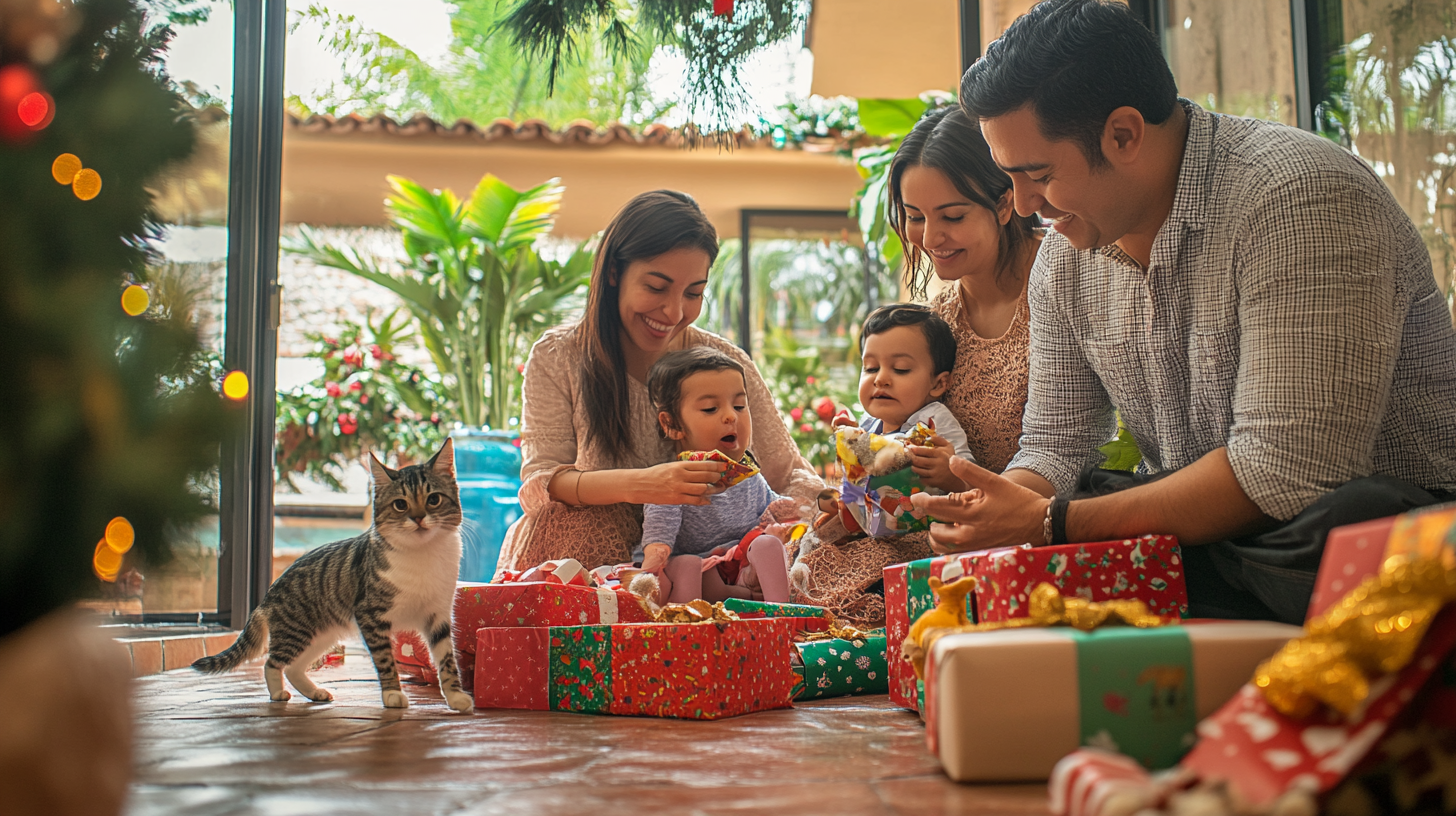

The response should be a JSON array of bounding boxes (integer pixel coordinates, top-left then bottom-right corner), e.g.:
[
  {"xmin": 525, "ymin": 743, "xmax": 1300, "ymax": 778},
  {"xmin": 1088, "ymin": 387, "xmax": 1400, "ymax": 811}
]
[{"xmin": 128, "ymin": 645, "xmax": 1049, "ymax": 816}]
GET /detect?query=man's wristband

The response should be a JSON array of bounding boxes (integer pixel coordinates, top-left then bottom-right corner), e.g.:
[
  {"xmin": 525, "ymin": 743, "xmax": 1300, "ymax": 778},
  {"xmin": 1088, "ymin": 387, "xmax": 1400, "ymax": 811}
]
[{"xmin": 1050, "ymin": 496, "xmax": 1071, "ymax": 546}]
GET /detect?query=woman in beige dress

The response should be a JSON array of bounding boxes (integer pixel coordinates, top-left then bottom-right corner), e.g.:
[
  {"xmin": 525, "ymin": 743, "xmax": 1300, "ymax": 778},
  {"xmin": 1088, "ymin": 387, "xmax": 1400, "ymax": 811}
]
[
  {"xmin": 791, "ymin": 107, "xmax": 1042, "ymax": 623},
  {"xmin": 498, "ymin": 190, "xmax": 824, "ymax": 575}
]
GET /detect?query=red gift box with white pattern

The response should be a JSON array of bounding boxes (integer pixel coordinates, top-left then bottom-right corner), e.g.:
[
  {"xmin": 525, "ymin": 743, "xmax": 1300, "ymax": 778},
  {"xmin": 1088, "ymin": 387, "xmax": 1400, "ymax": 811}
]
[
  {"xmin": 450, "ymin": 581, "xmax": 652, "ymax": 693},
  {"xmin": 473, "ymin": 618, "xmax": 798, "ymax": 719},
  {"xmin": 1179, "ymin": 606, "xmax": 1456, "ymax": 806},
  {"xmin": 973, "ymin": 536, "xmax": 1188, "ymax": 623},
  {"xmin": 1307, "ymin": 517, "xmax": 1399, "ymax": 620},
  {"xmin": 392, "ymin": 630, "xmax": 437, "ymax": 685}
]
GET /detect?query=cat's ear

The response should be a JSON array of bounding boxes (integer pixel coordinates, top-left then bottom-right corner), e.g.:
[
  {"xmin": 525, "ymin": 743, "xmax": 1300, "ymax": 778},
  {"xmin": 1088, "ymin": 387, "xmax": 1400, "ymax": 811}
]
[
  {"xmin": 367, "ymin": 452, "xmax": 399, "ymax": 486},
  {"xmin": 427, "ymin": 436, "xmax": 455, "ymax": 478}
]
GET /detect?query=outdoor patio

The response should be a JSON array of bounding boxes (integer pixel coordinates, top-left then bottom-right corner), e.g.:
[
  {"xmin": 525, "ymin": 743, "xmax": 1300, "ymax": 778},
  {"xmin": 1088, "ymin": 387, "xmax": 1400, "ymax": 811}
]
[{"xmin": 126, "ymin": 644, "xmax": 1047, "ymax": 816}]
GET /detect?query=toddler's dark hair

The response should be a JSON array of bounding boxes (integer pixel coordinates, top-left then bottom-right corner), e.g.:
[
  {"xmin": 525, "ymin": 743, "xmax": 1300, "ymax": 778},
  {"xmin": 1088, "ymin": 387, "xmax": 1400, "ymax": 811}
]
[
  {"xmin": 647, "ymin": 347, "xmax": 747, "ymax": 439},
  {"xmin": 859, "ymin": 303, "xmax": 957, "ymax": 376}
]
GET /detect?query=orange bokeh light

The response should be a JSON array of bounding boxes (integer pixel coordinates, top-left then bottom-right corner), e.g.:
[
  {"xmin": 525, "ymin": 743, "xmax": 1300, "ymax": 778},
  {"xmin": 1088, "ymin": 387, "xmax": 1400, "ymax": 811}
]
[
  {"xmin": 51, "ymin": 152, "xmax": 80, "ymax": 185},
  {"xmin": 93, "ymin": 539, "xmax": 122, "ymax": 582},
  {"xmin": 223, "ymin": 370, "xmax": 250, "ymax": 401},
  {"xmin": 105, "ymin": 517, "xmax": 135, "ymax": 554},
  {"xmin": 72, "ymin": 167, "xmax": 101, "ymax": 200},
  {"xmin": 121, "ymin": 285, "xmax": 150, "ymax": 316}
]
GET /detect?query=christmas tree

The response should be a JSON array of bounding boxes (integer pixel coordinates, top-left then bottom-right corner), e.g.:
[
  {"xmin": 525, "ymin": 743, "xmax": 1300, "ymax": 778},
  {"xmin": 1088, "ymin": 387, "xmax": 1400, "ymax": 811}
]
[{"xmin": 0, "ymin": 0, "xmax": 232, "ymax": 636}]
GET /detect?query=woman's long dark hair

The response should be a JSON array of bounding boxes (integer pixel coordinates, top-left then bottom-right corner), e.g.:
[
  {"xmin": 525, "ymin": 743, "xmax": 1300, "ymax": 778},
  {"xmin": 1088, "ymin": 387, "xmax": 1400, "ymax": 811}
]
[
  {"xmin": 888, "ymin": 106, "xmax": 1040, "ymax": 299},
  {"xmin": 576, "ymin": 190, "xmax": 719, "ymax": 465}
]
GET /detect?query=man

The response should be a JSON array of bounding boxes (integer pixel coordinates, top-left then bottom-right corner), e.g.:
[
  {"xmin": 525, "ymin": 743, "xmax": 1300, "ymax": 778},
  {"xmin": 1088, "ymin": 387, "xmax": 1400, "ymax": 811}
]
[{"xmin": 916, "ymin": 0, "xmax": 1456, "ymax": 624}]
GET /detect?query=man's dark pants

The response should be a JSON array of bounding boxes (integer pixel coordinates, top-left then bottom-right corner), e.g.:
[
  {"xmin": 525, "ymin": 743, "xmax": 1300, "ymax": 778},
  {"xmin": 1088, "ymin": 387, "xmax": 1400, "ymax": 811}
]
[{"xmin": 1076, "ymin": 469, "xmax": 1453, "ymax": 625}]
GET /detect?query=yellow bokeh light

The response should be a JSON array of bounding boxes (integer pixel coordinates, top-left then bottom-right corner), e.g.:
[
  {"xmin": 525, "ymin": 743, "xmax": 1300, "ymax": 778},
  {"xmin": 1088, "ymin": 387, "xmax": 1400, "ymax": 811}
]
[
  {"xmin": 105, "ymin": 517, "xmax": 135, "ymax": 554},
  {"xmin": 51, "ymin": 153, "xmax": 81, "ymax": 185},
  {"xmin": 93, "ymin": 539, "xmax": 122, "ymax": 582},
  {"xmin": 223, "ymin": 370, "xmax": 250, "ymax": 401},
  {"xmin": 120, "ymin": 285, "xmax": 150, "ymax": 316},
  {"xmin": 72, "ymin": 167, "xmax": 101, "ymax": 200}
]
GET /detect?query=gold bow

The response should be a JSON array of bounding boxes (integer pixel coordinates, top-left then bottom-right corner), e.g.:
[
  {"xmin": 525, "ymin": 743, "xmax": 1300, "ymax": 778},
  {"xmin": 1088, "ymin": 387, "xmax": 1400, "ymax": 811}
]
[
  {"xmin": 908, "ymin": 582, "xmax": 1170, "ymax": 679},
  {"xmin": 1255, "ymin": 553, "xmax": 1456, "ymax": 718}
]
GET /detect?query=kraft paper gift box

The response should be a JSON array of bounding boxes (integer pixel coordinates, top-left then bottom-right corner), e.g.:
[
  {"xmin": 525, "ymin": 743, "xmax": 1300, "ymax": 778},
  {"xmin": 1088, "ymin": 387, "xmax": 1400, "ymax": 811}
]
[
  {"xmin": 449, "ymin": 581, "xmax": 652, "ymax": 693},
  {"xmin": 472, "ymin": 618, "xmax": 797, "ymax": 720},
  {"xmin": 923, "ymin": 620, "xmax": 1302, "ymax": 782},
  {"xmin": 884, "ymin": 536, "xmax": 1189, "ymax": 713},
  {"xmin": 792, "ymin": 635, "xmax": 889, "ymax": 700},
  {"xmin": 1179, "ymin": 606, "xmax": 1456, "ymax": 807}
]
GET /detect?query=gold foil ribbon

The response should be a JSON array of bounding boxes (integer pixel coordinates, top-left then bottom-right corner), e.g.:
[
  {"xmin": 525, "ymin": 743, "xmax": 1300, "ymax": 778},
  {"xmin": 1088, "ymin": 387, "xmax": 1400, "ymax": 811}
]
[
  {"xmin": 1255, "ymin": 553, "xmax": 1456, "ymax": 718},
  {"xmin": 907, "ymin": 582, "xmax": 1170, "ymax": 679}
]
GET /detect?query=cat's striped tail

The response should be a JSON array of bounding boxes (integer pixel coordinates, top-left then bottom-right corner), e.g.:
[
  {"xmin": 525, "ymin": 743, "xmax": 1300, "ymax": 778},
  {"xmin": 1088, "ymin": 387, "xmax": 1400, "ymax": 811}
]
[{"xmin": 192, "ymin": 609, "xmax": 268, "ymax": 674}]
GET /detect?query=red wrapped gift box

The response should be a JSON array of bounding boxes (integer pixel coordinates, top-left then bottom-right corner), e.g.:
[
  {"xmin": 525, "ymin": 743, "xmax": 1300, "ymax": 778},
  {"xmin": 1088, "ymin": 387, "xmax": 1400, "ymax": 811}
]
[
  {"xmin": 473, "ymin": 618, "xmax": 797, "ymax": 720},
  {"xmin": 450, "ymin": 581, "xmax": 652, "ymax": 693},
  {"xmin": 884, "ymin": 552, "xmax": 984, "ymax": 710},
  {"xmin": 392, "ymin": 630, "xmax": 437, "ymax": 685},
  {"xmin": 1307, "ymin": 517, "xmax": 1398, "ymax": 620},
  {"xmin": 1180, "ymin": 606, "xmax": 1456, "ymax": 806},
  {"xmin": 884, "ymin": 536, "xmax": 1187, "ymax": 712},
  {"xmin": 974, "ymin": 536, "xmax": 1187, "ymax": 623}
]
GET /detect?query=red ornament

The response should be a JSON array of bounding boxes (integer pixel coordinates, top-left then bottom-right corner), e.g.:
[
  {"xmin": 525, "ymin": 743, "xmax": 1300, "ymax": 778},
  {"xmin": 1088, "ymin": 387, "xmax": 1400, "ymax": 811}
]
[
  {"xmin": 799, "ymin": 422, "xmax": 814, "ymax": 434},
  {"xmin": 369, "ymin": 344, "xmax": 383, "ymax": 360},
  {"xmin": 813, "ymin": 396, "xmax": 836, "ymax": 423},
  {"xmin": 338, "ymin": 415, "xmax": 358, "ymax": 435},
  {"xmin": 342, "ymin": 350, "xmax": 364, "ymax": 367},
  {"xmin": 349, "ymin": 381, "xmax": 362, "ymax": 392},
  {"xmin": 325, "ymin": 382, "xmax": 341, "ymax": 397},
  {"xmin": 0, "ymin": 65, "xmax": 51, "ymax": 142},
  {"xmin": 789, "ymin": 407, "xmax": 803, "ymax": 421},
  {"xmin": 713, "ymin": 0, "xmax": 733, "ymax": 17}
]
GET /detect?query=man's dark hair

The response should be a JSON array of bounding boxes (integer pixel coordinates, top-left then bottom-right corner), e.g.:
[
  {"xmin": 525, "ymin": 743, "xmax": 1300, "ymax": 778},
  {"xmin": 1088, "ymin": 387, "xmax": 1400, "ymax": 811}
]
[
  {"xmin": 647, "ymin": 347, "xmax": 746, "ymax": 439},
  {"xmin": 959, "ymin": 0, "xmax": 1178, "ymax": 168},
  {"xmin": 859, "ymin": 304, "xmax": 957, "ymax": 377}
]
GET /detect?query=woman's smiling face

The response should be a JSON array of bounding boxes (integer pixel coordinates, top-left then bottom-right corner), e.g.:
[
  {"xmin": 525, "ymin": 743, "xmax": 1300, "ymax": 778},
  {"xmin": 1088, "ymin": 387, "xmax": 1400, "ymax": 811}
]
[
  {"xmin": 899, "ymin": 164, "xmax": 1008, "ymax": 283},
  {"xmin": 616, "ymin": 247, "xmax": 711, "ymax": 356}
]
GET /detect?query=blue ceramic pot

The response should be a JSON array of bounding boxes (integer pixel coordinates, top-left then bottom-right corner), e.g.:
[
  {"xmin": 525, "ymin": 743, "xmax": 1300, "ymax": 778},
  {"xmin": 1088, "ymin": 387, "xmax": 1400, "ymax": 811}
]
[{"xmin": 450, "ymin": 427, "xmax": 523, "ymax": 581}]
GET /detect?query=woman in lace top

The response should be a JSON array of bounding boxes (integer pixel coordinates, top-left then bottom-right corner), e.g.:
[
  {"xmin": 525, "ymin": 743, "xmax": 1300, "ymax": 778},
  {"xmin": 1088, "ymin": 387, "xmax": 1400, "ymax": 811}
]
[
  {"xmin": 498, "ymin": 191, "xmax": 823, "ymax": 576},
  {"xmin": 792, "ymin": 107, "xmax": 1041, "ymax": 623}
]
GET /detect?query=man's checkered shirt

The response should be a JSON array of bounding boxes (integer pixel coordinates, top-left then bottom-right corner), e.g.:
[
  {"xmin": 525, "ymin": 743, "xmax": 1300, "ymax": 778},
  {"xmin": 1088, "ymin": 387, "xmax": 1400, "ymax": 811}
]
[{"xmin": 1005, "ymin": 100, "xmax": 1456, "ymax": 520}]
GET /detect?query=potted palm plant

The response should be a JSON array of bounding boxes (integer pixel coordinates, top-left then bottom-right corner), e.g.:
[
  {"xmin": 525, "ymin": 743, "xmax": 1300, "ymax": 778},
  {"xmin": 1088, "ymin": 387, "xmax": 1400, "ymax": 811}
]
[{"xmin": 284, "ymin": 174, "xmax": 591, "ymax": 579}]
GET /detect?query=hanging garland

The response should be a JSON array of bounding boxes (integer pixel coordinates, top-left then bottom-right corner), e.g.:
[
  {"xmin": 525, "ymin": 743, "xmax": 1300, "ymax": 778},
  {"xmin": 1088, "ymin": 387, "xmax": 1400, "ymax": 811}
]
[{"xmin": 500, "ymin": 0, "xmax": 810, "ymax": 136}]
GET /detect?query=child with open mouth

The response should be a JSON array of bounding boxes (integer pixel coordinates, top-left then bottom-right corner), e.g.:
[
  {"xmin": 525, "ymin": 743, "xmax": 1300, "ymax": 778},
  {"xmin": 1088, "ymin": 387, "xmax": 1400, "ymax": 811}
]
[{"xmin": 635, "ymin": 347, "xmax": 802, "ymax": 604}]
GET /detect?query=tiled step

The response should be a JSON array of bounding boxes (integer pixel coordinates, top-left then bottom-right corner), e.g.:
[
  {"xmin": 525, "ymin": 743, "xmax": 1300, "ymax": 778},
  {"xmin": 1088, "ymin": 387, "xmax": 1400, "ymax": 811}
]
[{"xmin": 119, "ymin": 632, "xmax": 240, "ymax": 677}]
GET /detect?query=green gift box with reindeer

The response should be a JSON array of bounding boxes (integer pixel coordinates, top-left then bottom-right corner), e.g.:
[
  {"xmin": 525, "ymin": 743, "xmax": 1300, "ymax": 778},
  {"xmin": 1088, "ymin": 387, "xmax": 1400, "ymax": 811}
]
[{"xmin": 920, "ymin": 621, "xmax": 1303, "ymax": 782}]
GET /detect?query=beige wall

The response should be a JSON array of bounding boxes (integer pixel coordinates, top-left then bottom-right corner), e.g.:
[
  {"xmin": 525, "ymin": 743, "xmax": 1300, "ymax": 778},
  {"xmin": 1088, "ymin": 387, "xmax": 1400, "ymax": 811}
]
[
  {"xmin": 808, "ymin": 0, "xmax": 962, "ymax": 98},
  {"xmin": 280, "ymin": 132, "xmax": 865, "ymax": 240}
]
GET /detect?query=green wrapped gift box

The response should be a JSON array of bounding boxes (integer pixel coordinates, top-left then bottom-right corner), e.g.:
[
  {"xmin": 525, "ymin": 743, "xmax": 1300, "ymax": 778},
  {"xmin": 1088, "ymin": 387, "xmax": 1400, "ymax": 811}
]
[
  {"xmin": 791, "ymin": 636, "xmax": 888, "ymax": 700},
  {"xmin": 722, "ymin": 598, "xmax": 832, "ymax": 620}
]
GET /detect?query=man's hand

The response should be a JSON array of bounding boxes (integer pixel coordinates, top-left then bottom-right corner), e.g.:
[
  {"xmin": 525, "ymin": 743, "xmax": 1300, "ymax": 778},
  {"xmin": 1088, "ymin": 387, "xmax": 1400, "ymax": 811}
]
[
  {"xmin": 911, "ymin": 457, "xmax": 1051, "ymax": 554},
  {"xmin": 908, "ymin": 435, "xmax": 967, "ymax": 493}
]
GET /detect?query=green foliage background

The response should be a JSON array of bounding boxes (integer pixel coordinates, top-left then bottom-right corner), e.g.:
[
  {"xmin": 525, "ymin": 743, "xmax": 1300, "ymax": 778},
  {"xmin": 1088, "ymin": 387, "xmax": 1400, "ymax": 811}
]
[{"xmin": 0, "ymin": 0, "xmax": 231, "ymax": 634}]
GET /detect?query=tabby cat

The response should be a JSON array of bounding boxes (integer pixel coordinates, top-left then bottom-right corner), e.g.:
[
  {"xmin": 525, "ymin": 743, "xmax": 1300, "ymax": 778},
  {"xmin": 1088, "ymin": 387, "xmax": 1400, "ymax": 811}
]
[{"xmin": 193, "ymin": 439, "xmax": 472, "ymax": 713}]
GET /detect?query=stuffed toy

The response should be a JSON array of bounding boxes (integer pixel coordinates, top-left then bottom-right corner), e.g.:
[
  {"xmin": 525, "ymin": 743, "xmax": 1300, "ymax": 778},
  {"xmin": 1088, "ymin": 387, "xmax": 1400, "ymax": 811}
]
[
  {"xmin": 834, "ymin": 423, "xmax": 936, "ymax": 537},
  {"xmin": 901, "ymin": 574, "xmax": 977, "ymax": 679}
]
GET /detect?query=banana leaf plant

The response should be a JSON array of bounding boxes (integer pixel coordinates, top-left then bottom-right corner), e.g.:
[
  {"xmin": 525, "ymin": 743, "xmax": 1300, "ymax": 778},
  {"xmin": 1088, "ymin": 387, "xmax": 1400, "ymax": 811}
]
[{"xmin": 284, "ymin": 174, "xmax": 592, "ymax": 430}]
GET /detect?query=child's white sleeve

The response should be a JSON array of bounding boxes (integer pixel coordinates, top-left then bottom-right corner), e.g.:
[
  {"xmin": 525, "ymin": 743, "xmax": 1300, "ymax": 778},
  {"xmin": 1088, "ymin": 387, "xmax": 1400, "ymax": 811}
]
[{"xmin": 921, "ymin": 402, "xmax": 977, "ymax": 463}]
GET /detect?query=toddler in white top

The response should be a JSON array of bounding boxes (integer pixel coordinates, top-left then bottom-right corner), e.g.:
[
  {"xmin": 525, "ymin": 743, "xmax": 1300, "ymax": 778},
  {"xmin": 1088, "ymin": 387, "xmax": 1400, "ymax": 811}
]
[{"xmin": 841, "ymin": 303, "xmax": 974, "ymax": 492}]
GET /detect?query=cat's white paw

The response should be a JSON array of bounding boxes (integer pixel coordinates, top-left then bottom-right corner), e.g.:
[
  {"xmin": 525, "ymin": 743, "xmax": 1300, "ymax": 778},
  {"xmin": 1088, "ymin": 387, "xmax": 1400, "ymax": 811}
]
[
  {"xmin": 444, "ymin": 691, "xmax": 474, "ymax": 714},
  {"xmin": 307, "ymin": 687, "xmax": 334, "ymax": 703},
  {"xmin": 270, "ymin": 689, "xmax": 292, "ymax": 702},
  {"xmin": 382, "ymin": 689, "xmax": 409, "ymax": 709}
]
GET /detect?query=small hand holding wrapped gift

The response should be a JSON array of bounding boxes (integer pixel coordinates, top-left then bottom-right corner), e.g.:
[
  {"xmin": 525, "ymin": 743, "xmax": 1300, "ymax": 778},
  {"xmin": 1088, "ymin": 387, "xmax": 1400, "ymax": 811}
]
[
  {"xmin": 677, "ymin": 449, "xmax": 760, "ymax": 491},
  {"xmin": 834, "ymin": 424, "xmax": 937, "ymax": 537}
]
